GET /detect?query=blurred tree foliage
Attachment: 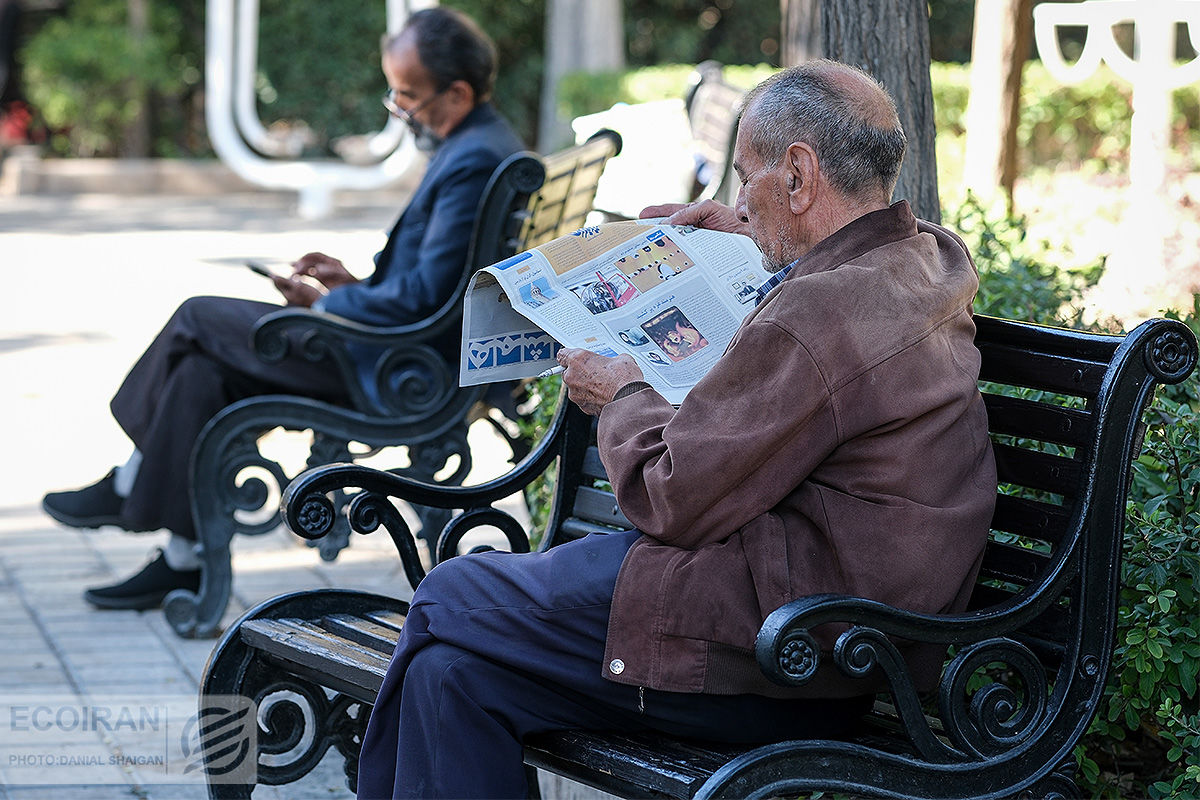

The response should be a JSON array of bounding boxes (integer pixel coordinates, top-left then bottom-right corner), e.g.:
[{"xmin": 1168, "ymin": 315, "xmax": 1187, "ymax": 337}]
[
  {"xmin": 441, "ymin": 0, "xmax": 545, "ymax": 149},
  {"xmin": 625, "ymin": 0, "xmax": 779, "ymax": 67},
  {"xmin": 927, "ymin": 0, "xmax": 974, "ymax": 63},
  {"xmin": 19, "ymin": 0, "xmax": 986, "ymax": 157},
  {"xmin": 253, "ymin": 0, "xmax": 387, "ymax": 150},
  {"xmin": 22, "ymin": 0, "xmax": 204, "ymax": 156}
]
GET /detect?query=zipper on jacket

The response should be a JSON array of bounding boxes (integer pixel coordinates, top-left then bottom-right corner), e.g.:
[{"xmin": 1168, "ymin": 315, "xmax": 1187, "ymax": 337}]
[{"xmin": 638, "ymin": 686, "xmax": 645, "ymax": 713}]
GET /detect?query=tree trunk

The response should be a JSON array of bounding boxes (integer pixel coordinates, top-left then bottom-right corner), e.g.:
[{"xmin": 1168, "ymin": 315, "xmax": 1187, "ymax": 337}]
[
  {"xmin": 822, "ymin": 0, "xmax": 940, "ymax": 222},
  {"xmin": 124, "ymin": 0, "xmax": 151, "ymax": 157},
  {"xmin": 538, "ymin": 0, "xmax": 624, "ymax": 151},
  {"xmin": 780, "ymin": 0, "xmax": 821, "ymax": 66},
  {"xmin": 962, "ymin": 0, "xmax": 1031, "ymax": 209}
]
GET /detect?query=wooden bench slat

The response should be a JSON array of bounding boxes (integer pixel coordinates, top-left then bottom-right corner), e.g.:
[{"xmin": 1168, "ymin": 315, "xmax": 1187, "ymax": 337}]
[
  {"xmin": 573, "ymin": 486, "xmax": 632, "ymax": 528},
  {"xmin": 240, "ymin": 618, "xmax": 390, "ymax": 694},
  {"xmin": 968, "ymin": 583, "xmax": 1072, "ymax": 644},
  {"xmin": 582, "ymin": 446, "xmax": 608, "ymax": 481},
  {"xmin": 559, "ymin": 517, "xmax": 626, "ymax": 541},
  {"xmin": 982, "ymin": 393, "xmax": 1093, "ymax": 448},
  {"xmin": 979, "ymin": 539, "xmax": 1053, "ymax": 586},
  {"xmin": 322, "ymin": 614, "xmax": 403, "ymax": 653},
  {"xmin": 525, "ymin": 730, "xmax": 746, "ymax": 799},
  {"xmin": 991, "ymin": 442, "xmax": 1083, "ymax": 497},
  {"xmin": 990, "ymin": 493, "xmax": 1071, "ymax": 546},
  {"xmin": 978, "ymin": 344, "xmax": 1108, "ymax": 396},
  {"xmin": 364, "ymin": 609, "xmax": 408, "ymax": 631}
]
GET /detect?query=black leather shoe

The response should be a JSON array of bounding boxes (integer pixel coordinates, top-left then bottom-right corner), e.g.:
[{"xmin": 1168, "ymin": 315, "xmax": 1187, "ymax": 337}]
[
  {"xmin": 42, "ymin": 469, "xmax": 127, "ymax": 529},
  {"xmin": 83, "ymin": 550, "xmax": 201, "ymax": 611}
]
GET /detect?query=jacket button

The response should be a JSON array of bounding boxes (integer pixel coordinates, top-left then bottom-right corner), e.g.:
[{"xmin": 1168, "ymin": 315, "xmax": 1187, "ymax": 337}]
[{"xmin": 609, "ymin": 658, "xmax": 625, "ymax": 675}]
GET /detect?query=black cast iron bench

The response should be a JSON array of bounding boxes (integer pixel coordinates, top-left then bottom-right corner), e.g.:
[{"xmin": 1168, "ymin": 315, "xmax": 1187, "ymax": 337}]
[
  {"xmin": 164, "ymin": 129, "xmax": 622, "ymax": 638},
  {"xmin": 199, "ymin": 314, "xmax": 1196, "ymax": 798}
]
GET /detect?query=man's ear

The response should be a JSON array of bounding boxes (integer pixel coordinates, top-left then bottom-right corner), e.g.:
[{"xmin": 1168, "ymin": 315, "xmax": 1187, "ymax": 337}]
[
  {"xmin": 450, "ymin": 79, "xmax": 476, "ymax": 105},
  {"xmin": 784, "ymin": 141, "xmax": 817, "ymax": 215}
]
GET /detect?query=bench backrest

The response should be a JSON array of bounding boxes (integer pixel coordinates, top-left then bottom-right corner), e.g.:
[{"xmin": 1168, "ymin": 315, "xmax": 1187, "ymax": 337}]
[
  {"xmin": 467, "ymin": 129, "xmax": 623, "ymax": 273},
  {"xmin": 683, "ymin": 61, "xmax": 745, "ymax": 206},
  {"xmin": 539, "ymin": 315, "xmax": 1197, "ymax": 686},
  {"xmin": 425, "ymin": 128, "xmax": 624, "ymax": 337},
  {"xmin": 965, "ymin": 317, "xmax": 1193, "ymax": 679}
]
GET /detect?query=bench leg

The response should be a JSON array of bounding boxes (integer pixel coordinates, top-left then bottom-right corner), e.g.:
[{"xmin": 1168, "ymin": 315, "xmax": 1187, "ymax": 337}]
[
  {"xmin": 163, "ymin": 542, "xmax": 233, "ymax": 639},
  {"xmin": 171, "ymin": 410, "xmax": 294, "ymax": 638}
]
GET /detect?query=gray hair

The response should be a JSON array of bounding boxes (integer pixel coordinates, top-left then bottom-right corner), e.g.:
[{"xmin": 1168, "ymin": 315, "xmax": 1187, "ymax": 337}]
[
  {"xmin": 742, "ymin": 60, "xmax": 906, "ymax": 200},
  {"xmin": 383, "ymin": 7, "xmax": 497, "ymax": 102}
]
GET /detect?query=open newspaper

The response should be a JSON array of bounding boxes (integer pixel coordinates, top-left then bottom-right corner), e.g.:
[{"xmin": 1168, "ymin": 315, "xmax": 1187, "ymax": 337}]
[{"xmin": 460, "ymin": 220, "xmax": 770, "ymax": 405}]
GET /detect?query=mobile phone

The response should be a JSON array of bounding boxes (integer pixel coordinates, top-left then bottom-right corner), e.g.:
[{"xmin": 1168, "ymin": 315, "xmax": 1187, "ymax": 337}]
[{"xmin": 246, "ymin": 260, "xmax": 287, "ymax": 279}]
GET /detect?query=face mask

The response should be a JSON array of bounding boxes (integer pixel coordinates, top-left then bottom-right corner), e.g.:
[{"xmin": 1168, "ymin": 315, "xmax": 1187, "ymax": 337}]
[{"xmin": 407, "ymin": 118, "xmax": 444, "ymax": 153}]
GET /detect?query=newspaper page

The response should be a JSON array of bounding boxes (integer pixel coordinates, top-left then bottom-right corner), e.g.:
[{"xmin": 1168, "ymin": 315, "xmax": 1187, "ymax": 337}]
[{"xmin": 460, "ymin": 220, "xmax": 770, "ymax": 405}]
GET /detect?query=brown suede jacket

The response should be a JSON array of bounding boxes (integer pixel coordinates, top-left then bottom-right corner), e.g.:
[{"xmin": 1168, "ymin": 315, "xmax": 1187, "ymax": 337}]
[{"xmin": 596, "ymin": 201, "xmax": 997, "ymax": 698}]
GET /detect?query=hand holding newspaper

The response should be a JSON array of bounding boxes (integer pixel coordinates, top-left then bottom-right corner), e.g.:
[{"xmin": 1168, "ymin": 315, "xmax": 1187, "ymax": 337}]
[{"xmin": 460, "ymin": 219, "xmax": 770, "ymax": 405}]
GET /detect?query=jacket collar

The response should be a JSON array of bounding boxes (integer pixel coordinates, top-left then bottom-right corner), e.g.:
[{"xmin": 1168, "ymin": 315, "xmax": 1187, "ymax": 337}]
[{"xmin": 788, "ymin": 200, "xmax": 918, "ymax": 280}]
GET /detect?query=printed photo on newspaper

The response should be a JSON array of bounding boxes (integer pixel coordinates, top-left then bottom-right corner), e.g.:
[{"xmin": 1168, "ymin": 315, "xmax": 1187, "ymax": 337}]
[{"xmin": 460, "ymin": 219, "xmax": 770, "ymax": 405}]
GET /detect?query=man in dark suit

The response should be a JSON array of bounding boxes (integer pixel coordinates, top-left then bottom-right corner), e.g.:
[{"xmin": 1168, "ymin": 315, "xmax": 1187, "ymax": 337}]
[{"xmin": 41, "ymin": 7, "xmax": 523, "ymax": 610}]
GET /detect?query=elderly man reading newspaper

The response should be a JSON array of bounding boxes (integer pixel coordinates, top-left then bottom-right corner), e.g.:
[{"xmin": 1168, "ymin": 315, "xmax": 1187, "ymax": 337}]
[{"xmin": 356, "ymin": 59, "xmax": 997, "ymax": 800}]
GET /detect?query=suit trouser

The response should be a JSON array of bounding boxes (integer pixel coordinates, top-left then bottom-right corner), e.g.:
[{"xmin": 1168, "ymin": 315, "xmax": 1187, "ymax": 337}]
[
  {"xmin": 356, "ymin": 530, "xmax": 872, "ymax": 800},
  {"xmin": 109, "ymin": 296, "xmax": 350, "ymax": 541}
]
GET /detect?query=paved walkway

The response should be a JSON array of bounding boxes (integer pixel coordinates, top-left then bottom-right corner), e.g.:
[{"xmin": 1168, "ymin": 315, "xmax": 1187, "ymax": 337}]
[{"xmin": 0, "ymin": 190, "xmax": 586, "ymax": 798}]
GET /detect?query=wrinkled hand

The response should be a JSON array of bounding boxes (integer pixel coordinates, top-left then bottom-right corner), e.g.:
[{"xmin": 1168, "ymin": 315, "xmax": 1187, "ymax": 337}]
[
  {"xmin": 558, "ymin": 348, "xmax": 644, "ymax": 417},
  {"xmin": 271, "ymin": 274, "xmax": 323, "ymax": 307},
  {"xmin": 291, "ymin": 252, "xmax": 360, "ymax": 290},
  {"xmin": 640, "ymin": 199, "xmax": 747, "ymax": 236}
]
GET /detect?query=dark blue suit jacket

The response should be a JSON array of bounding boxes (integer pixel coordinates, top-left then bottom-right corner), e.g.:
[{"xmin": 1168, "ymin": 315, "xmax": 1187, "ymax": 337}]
[{"xmin": 321, "ymin": 103, "xmax": 523, "ymax": 326}]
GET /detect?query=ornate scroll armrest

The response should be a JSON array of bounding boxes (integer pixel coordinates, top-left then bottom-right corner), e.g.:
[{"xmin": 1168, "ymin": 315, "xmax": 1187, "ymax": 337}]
[
  {"xmin": 252, "ymin": 308, "xmax": 467, "ymax": 416},
  {"xmin": 281, "ymin": 393, "xmax": 572, "ymax": 542},
  {"xmin": 756, "ymin": 594, "xmax": 1056, "ymax": 763},
  {"xmin": 755, "ymin": 594, "xmax": 955, "ymax": 687},
  {"xmin": 252, "ymin": 307, "xmax": 450, "ymax": 355}
]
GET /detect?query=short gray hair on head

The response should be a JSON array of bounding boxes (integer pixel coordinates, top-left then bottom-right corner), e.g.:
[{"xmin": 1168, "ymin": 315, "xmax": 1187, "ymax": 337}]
[
  {"xmin": 382, "ymin": 7, "xmax": 497, "ymax": 102},
  {"xmin": 741, "ymin": 60, "xmax": 906, "ymax": 200}
]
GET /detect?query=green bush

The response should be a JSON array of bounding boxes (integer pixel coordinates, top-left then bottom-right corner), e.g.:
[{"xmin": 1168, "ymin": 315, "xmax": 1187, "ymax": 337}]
[
  {"xmin": 22, "ymin": 0, "xmax": 193, "ymax": 157},
  {"xmin": 945, "ymin": 193, "xmax": 1103, "ymax": 327},
  {"xmin": 1076, "ymin": 301, "xmax": 1200, "ymax": 799}
]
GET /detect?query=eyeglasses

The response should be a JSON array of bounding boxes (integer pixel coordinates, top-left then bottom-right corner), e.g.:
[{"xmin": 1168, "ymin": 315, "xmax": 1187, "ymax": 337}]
[{"xmin": 382, "ymin": 87, "xmax": 447, "ymax": 123}]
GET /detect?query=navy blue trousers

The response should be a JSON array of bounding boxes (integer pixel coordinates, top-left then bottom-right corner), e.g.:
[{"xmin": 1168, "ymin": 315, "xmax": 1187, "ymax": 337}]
[{"xmin": 356, "ymin": 530, "xmax": 870, "ymax": 799}]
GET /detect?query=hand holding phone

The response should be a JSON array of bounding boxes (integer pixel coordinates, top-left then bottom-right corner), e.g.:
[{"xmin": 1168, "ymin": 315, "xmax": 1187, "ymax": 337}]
[{"xmin": 246, "ymin": 260, "xmax": 291, "ymax": 280}]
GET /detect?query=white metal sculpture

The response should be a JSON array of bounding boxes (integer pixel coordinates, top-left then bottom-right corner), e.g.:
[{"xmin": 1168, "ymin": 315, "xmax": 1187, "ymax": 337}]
[
  {"xmin": 206, "ymin": 0, "xmax": 435, "ymax": 217},
  {"xmin": 1034, "ymin": 1, "xmax": 1200, "ymax": 310}
]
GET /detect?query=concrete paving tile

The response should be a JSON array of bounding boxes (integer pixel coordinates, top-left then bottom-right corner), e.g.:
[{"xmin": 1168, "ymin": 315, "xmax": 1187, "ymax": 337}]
[
  {"xmin": 139, "ymin": 784, "xmax": 209, "ymax": 800},
  {"xmin": 69, "ymin": 664, "xmax": 193, "ymax": 687},
  {"xmin": 61, "ymin": 651, "xmax": 180, "ymax": 672},
  {"xmin": 2, "ymin": 652, "xmax": 61, "ymax": 671},
  {"xmin": 1, "ymin": 784, "xmax": 145, "ymax": 799},
  {"xmin": 0, "ymin": 676, "xmax": 75, "ymax": 693},
  {"xmin": 0, "ymin": 603, "xmax": 37, "ymax": 622},
  {"xmin": 0, "ymin": 621, "xmax": 43, "ymax": 638},
  {"xmin": 0, "ymin": 633, "xmax": 53, "ymax": 653},
  {"xmin": 0, "ymin": 665, "xmax": 72, "ymax": 689},
  {"xmin": 53, "ymin": 635, "xmax": 163, "ymax": 657},
  {"xmin": 38, "ymin": 615, "xmax": 158, "ymax": 636}
]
